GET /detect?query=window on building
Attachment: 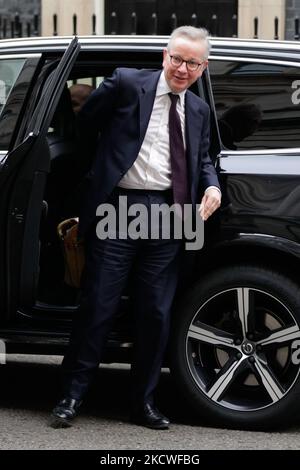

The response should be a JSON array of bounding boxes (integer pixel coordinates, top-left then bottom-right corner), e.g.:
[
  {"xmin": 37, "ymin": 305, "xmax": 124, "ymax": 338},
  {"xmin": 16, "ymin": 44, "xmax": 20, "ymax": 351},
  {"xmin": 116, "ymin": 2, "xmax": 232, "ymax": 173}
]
[{"xmin": 209, "ymin": 59, "xmax": 300, "ymax": 150}]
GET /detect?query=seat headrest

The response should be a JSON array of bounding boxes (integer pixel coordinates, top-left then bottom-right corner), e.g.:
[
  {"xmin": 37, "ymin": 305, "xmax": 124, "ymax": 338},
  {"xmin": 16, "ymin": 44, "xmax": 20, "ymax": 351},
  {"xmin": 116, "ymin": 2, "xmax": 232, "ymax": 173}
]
[{"xmin": 51, "ymin": 85, "xmax": 75, "ymax": 138}]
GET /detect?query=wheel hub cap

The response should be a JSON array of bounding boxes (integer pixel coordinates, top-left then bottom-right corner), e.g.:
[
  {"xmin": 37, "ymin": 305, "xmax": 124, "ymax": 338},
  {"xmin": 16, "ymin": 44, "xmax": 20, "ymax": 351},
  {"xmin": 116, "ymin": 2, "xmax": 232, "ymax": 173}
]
[{"xmin": 241, "ymin": 340, "xmax": 255, "ymax": 355}]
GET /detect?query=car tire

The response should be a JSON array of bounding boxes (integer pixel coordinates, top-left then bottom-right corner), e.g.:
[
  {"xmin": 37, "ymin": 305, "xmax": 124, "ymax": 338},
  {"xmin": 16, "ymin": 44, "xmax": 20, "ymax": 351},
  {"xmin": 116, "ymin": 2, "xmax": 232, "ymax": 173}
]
[{"xmin": 169, "ymin": 265, "xmax": 300, "ymax": 429}]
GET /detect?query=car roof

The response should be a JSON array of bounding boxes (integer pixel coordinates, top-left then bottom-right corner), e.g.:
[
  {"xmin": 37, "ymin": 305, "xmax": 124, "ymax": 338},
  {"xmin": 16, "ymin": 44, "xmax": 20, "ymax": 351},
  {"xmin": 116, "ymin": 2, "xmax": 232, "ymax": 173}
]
[{"xmin": 0, "ymin": 35, "xmax": 300, "ymax": 62}]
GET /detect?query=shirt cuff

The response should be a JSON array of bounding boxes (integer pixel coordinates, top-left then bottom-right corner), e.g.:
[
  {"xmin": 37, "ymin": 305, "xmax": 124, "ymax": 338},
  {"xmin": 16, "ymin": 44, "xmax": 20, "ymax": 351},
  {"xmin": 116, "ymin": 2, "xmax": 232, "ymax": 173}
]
[{"xmin": 205, "ymin": 185, "xmax": 221, "ymax": 196}]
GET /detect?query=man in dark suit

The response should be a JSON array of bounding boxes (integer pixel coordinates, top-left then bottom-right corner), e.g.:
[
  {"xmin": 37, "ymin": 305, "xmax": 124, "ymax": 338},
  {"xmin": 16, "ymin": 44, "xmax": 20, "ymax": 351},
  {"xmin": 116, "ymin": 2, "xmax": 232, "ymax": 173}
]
[{"xmin": 52, "ymin": 26, "xmax": 221, "ymax": 430}]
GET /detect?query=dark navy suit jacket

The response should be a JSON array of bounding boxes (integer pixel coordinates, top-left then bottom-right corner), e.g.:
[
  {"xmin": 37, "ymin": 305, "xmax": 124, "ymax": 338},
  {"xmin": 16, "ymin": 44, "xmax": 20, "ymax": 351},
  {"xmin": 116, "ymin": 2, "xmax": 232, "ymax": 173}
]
[{"xmin": 76, "ymin": 67, "xmax": 220, "ymax": 237}]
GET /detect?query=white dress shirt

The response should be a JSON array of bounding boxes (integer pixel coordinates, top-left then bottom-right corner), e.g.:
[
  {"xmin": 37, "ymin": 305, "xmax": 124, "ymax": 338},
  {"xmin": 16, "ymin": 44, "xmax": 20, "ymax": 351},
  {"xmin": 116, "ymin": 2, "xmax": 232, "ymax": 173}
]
[{"xmin": 118, "ymin": 70, "xmax": 220, "ymax": 196}]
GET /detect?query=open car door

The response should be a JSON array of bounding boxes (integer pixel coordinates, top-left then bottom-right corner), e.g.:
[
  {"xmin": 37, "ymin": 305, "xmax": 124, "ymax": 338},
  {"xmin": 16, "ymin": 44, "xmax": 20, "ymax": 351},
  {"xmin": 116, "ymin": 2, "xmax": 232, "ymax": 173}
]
[{"xmin": 0, "ymin": 37, "xmax": 80, "ymax": 321}]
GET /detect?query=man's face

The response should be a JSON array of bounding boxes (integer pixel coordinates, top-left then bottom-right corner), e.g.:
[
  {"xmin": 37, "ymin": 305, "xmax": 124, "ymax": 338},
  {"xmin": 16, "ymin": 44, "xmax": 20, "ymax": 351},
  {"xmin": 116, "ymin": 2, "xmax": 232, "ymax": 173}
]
[{"xmin": 162, "ymin": 36, "xmax": 208, "ymax": 93}]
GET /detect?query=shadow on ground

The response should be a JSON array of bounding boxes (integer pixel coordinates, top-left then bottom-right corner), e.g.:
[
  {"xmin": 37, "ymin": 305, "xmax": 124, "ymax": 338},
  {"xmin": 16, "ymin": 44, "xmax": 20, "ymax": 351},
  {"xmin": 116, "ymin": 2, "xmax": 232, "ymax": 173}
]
[{"xmin": 0, "ymin": 358, "xmax": 200, "ymax": 425}]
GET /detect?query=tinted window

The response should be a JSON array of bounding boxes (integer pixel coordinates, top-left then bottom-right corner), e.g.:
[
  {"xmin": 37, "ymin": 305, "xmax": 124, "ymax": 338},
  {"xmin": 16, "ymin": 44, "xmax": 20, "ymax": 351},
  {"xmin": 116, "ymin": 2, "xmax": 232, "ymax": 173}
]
[
  {"xmin": 0, "ymin": 59, "xmax": 25, "ymax": 114},
  {"xmin": 209, "ymin": 60, "xmax": 300, "ymax": 150},
  {"xmin": 0, "ymin": 58, "xmax": 26, "ymax": 150}
]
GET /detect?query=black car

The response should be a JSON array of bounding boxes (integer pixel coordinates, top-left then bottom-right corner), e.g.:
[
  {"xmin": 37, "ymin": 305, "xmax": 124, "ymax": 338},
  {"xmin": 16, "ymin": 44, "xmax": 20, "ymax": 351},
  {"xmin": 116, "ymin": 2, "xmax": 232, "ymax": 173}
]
[{"xmin": 0, "ymin": 35, "xmax": 300, "ymax": 430}]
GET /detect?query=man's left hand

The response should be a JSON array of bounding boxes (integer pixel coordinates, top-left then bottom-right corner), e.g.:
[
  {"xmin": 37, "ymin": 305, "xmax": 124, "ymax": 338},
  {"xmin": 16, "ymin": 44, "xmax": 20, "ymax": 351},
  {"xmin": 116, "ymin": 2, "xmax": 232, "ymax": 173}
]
[{"xmin": 199, "ymin": 188, "xmax": 221, "ymax": 221}]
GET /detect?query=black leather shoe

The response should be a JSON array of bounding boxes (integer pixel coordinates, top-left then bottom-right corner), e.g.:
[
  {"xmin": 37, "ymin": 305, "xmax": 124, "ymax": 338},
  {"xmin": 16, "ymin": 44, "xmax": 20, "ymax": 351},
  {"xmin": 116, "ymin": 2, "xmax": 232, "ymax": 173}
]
[
  {"xmin": 130, "ymin": 403, "xmax": 170, "ymax": 430},
  {"xmin": 51, "ymin": 397, "xmax": 82, "ymax": 428}
]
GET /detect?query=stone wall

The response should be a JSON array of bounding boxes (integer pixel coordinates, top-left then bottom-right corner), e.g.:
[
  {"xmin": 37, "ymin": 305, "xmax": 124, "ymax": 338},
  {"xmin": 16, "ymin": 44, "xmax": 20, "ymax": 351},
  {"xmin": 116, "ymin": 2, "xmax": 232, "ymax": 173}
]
[
  {"xmin": 238, "ymin": 0, "xmax": 285, "ymax": 40},
  {"xmin": 41, "ymin": 0, "xmax": 104, "ymax": 36},
  {"xmin": 0, "ymin": 0, "xmax": 40, "ymax": 15}
]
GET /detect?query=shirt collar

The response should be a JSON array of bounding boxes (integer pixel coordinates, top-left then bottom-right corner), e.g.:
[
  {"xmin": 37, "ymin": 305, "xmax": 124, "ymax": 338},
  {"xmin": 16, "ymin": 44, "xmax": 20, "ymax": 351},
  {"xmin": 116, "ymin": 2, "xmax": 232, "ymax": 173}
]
[{"xmin": 156, "ymin": 70, "xmax": 186, "ymax": 107}]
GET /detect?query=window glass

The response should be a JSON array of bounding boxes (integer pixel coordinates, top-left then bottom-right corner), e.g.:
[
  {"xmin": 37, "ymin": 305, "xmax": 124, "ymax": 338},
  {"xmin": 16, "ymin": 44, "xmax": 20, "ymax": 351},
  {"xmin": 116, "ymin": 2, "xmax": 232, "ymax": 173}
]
[
  {"xmin": 0, "ymin": 59, "xmax": 25, "ymax": 115},
  {"xmin": 0, "ymin": 58, "xmax": 26, "ymax": 150},
  {"xmin": 209, "ymin": 59, "xmax": 300, "ymax": 150}
]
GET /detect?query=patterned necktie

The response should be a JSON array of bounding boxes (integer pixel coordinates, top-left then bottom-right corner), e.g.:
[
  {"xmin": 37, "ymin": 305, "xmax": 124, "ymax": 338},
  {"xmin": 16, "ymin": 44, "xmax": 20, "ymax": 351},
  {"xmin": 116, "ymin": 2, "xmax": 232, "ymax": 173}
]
[{"xmin": 168, "ymin": 93, "xmax": 189, "ymax": 210}]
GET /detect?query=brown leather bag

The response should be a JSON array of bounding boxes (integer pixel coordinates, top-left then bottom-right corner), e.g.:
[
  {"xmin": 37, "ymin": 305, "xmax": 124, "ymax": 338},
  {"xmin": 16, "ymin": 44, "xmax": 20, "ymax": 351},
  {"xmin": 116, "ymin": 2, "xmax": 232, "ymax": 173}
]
[{"xmin": 57, "ymin": 218, "xmax": 85, "ymax": 288}]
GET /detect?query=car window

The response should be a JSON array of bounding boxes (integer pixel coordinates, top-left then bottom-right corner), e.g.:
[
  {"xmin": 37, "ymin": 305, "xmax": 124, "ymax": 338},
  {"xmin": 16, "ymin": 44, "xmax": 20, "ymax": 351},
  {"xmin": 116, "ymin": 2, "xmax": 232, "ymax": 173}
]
[
  {"xmin": 0, "ymin": 57, "xmax": 26, "ymax": 151},
  {"xmin": 0, "ymin": 58, "xmax": 25, "ymax": 115},
  {"xmin": 46, "ymin": 51, "xmax": 205, "ymax": 152},
  {"xmin": 209, "ymin": 59, "xmax": 300, "ymax": 150}
]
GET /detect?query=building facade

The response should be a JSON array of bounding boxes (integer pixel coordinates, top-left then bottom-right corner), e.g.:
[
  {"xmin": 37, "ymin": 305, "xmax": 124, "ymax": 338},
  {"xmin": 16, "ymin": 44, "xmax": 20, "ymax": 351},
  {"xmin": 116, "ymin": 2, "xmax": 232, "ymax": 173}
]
[
  {"xmin": 0, "ymin": 0, "xmax": 40, "ymax": 37},
  {"xmin": 0, "ymin": 0, "xmax": 298, "ymax": 41},
  {"xmin": 0, "ymin": 0, "xmax": 40, "ymax": 17}
]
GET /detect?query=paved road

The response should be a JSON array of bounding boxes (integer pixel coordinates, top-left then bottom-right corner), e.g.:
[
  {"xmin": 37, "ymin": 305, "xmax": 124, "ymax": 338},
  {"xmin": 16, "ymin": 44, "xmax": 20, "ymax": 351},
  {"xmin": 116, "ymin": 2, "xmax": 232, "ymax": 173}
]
[{"xmin": 0, "ymin": 355, "xmax": 299, "ymax": 450}]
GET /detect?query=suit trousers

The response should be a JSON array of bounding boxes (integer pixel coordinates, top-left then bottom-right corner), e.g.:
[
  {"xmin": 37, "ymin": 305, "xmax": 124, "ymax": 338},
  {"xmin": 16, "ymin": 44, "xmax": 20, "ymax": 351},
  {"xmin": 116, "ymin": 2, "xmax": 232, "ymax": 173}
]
[{"xmin": 61, "ymin": 187, "xmax": 182, "ymax": 407}]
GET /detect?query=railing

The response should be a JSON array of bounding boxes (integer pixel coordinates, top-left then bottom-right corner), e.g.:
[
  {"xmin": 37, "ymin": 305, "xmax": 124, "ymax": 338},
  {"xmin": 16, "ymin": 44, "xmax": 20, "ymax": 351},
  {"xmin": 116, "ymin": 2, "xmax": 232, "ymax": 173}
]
[
  {"xmin": 107, "ymin": 11, "xmax": 300, "ymax": 40},
  {"xmin": 253, "ymin": 16, "xmax": 282, "ymax": 40},
  {"xmin": 0, "ymin": 12, "xmax": 39, "ymax": 38},
  {"xmin": 108, "ymin": 11, "xmax": 237, "ymax": 37},
  {"xmin": 0, "ymin": 12, "xmax": 300, "ymax": 41}
]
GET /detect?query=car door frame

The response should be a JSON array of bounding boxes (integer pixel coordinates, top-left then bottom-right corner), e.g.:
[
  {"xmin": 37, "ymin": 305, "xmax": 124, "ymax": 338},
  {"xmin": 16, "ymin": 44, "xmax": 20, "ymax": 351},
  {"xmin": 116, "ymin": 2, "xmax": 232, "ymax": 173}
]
[{"xmin": 0, "ymin": 37, "xmax": 80, "ymax": 324}]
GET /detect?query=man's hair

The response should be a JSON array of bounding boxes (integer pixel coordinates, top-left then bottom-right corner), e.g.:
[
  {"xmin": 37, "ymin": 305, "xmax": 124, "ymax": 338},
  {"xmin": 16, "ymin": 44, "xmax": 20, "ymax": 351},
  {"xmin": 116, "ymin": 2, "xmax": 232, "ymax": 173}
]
[{"xmin": 167, "ymin": 26, "xmax": 210, "ymax": 60}]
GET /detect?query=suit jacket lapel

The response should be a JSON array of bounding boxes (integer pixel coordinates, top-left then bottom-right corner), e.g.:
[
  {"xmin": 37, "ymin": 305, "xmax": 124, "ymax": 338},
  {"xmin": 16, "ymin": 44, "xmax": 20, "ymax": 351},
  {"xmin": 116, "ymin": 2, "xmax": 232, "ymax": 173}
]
[
  {"xmin": 185, "ymin": 91, "xmax": 204, "ymax": 200},
  {"xmin": 139, "ymin": 70, "xmax": 162, "ymax": 147}
]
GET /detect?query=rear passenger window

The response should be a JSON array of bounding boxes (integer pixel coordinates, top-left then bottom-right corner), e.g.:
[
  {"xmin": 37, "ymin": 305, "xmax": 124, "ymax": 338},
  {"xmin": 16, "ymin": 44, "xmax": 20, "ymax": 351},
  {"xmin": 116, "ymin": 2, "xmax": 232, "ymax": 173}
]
[
  {"xmin": 0, "ymin": 58, "xmax": 25, "ymax": 114},
  {"xmin": 209, "ymin": 60, "xmax": 300, "ymax": 150},
  {"xmin": 0, "ymin": 57, "xmax": 26, "ymax": 150}
]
